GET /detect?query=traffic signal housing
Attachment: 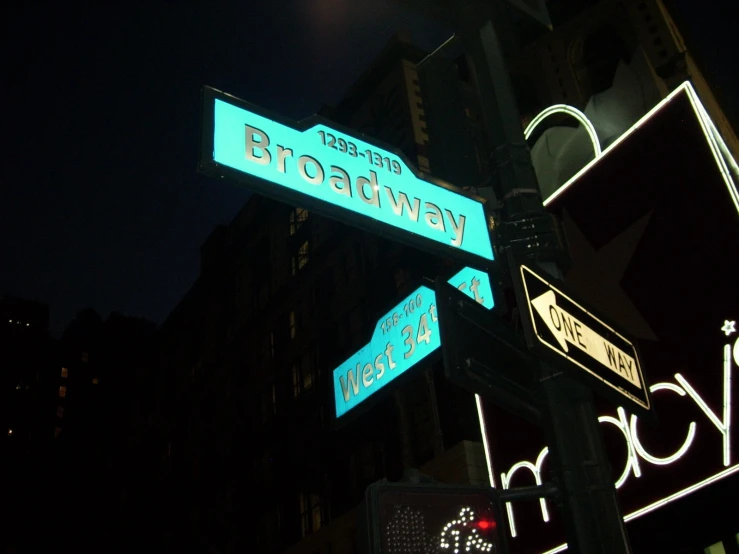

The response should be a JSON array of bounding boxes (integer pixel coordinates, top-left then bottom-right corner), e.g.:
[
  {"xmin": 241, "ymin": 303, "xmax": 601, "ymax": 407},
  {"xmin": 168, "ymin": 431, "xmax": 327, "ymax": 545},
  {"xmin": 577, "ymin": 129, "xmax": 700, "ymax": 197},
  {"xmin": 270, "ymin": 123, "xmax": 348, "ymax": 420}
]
[{"xmin": 358, "ymin": 479, "xmax": 507, "ymax": 554}]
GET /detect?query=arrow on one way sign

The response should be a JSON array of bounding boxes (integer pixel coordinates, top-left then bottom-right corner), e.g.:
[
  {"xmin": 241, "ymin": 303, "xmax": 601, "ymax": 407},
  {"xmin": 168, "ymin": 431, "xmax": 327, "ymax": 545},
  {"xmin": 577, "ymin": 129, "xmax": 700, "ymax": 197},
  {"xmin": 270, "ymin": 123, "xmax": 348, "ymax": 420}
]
[{"xmin": 531, "ymin": 290, "xmax": 641, "ymax": 389}]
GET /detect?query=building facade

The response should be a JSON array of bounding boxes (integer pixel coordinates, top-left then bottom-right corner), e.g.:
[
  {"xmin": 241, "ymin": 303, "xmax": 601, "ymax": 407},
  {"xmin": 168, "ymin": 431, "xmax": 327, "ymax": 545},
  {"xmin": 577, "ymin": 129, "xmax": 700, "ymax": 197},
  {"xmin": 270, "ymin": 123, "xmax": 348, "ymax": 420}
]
[
  {"xmin": 155, "ymin": 192, "xmax": 491, "ymax": 553},
  {"xmin": 1, "ymin": 295, "xmax": 53, "ymax": 448}
]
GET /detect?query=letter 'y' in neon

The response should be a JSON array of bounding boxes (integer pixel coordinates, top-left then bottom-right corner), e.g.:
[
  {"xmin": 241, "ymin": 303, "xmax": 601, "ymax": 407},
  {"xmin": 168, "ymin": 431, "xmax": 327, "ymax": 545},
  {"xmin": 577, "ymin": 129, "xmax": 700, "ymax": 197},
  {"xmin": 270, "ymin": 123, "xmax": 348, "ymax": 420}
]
[{"xmin": 675, "ymin": 345, "xmax": 732, "ymax": 466}]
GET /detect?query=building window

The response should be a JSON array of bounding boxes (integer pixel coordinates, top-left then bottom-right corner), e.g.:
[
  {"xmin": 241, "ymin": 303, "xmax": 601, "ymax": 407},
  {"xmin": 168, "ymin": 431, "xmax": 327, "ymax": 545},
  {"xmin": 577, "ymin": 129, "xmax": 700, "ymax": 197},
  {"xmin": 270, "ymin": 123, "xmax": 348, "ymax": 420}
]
[
  {"xmin": 81, "ymin": 351, "xmax": 89, "ymax": 363},
  {"xmin": 61, "ymin": 367, "xmax": 68, "ymax": 378},
  {"xmin": 56, "ymin": 406, "xmax": 64, "ymax": 418},
  {"xmin": 261, "ymin": 386, "xmax": 276, "ymax": 424},
  {"xmin": 302, "ymin": 353, "xmax": 315, "ymax": 392},
  {"xmin": 92, "ymin": 378, "xmax": 99, "ymax": 385},
  {"xmin": 291, "ymin": 241, "xmax": 310, "ymax": 276},
  {"xmin": 58, "ymin": 386, "xmax": 66, "ymax": 398},
  {"xmin": 292, "ymin": 349, "xmax": 318, "ymax": 399},
  {"xmin": 253, "ymin": 394, "xmax": 263, "ymax": 426},
  {"xmin": 310, "ymin": 343, "xmax": 320, "ymax": 386},
  {"xmin": 345, "ymin": 249, "xmax": 359, "ymax": 281},
  {"xmin": 394, "ymin": 267, "xmax": 411, "ymax": 292},
  {"xmin": 290, "ymin": 207, "xmax": 309, "ymax": 235},
  {"xmin": 290, "ymin": 311, "xmax": 297, "ymax": 339},
  {"xmin": 292, "ymin": 364, "xmax": 301, "ymax": 399},
  {"xmin": 258, "ymin": 449, "xmax": 273, "ymax": 485},
  {"xmin": 54, "ymin": 427, "xmax": 62, "ymax": 439},
  {"xmin": 315, "ymin": 268, "xmax": 336, "ymax": 304},
  {"xmin": 299, "ymin": 492, "xmax": 323, "ymax": 537}
]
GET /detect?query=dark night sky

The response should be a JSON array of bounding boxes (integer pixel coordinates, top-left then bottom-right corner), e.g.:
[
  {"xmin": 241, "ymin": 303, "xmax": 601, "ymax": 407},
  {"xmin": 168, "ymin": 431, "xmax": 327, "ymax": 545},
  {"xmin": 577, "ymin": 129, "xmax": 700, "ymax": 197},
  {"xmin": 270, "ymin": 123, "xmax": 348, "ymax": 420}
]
[{"xmin": 1, "ymin": 1, "xmax": 735, "ymax": 337}]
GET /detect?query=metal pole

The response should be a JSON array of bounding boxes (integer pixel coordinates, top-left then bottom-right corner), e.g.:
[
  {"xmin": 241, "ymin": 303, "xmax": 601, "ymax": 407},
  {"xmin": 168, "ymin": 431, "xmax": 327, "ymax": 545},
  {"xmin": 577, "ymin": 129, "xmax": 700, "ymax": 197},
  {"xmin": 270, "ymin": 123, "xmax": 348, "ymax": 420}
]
[
  {"xmin": 538, "ymin": 366, "xmax": 631, "ymax": 553},
  {"xmin": 449, "ymin": 2, "xmax": 632, "ymax": 552},
  {"xmin": 499, "ymin": 481, "xmax": 558, "ymax": 503},
  {"xmin": 454, "ymin": 3, "xmax": 542, "ymax": 218}
]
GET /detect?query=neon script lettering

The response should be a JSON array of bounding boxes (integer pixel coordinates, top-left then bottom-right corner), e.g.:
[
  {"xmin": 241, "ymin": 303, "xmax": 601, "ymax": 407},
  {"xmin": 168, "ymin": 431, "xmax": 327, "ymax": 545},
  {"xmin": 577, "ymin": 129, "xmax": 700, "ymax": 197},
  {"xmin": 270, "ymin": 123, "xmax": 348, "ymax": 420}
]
[{"xmin": 501, "ymin": 329, "xmax": 737, "ymax": 540}]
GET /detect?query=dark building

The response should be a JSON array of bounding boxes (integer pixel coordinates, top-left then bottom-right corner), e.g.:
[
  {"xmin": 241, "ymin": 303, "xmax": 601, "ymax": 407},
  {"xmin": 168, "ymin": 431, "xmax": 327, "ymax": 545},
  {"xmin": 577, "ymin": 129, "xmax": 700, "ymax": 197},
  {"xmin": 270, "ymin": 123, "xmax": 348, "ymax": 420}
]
[
  {"xmin": 151, "ymin": 0, "xmax": 738, "ymax": 553},
  {"xmin": 1, "ymin": 296, "xmax": 57, "ymax": 553},
  {"xmin": 1, "ymin": 296, "xmax": 53, "ymax": 447},
  {"xmin": 154, "ymin": 193, "xmax": 490, "ymax": 553},
  {"xmin": 4, "ymin": 304, "xmax": 156, "ymax": 554},
  {"xmin": 322, "ymin": 31, "xmax": 432, "ymax": 174},
  {"xmin": 52, "ymin": 309, "xmax": 157, "ymax": 553}
]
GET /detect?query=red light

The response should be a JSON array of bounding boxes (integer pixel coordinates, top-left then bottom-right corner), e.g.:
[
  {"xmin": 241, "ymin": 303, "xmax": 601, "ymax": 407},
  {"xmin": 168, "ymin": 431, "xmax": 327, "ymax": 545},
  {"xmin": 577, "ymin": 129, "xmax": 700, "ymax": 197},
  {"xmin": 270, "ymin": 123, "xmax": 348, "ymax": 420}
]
[{"xmin": 477, "ymin": 519, "xmax": 496, "ymax": 530}]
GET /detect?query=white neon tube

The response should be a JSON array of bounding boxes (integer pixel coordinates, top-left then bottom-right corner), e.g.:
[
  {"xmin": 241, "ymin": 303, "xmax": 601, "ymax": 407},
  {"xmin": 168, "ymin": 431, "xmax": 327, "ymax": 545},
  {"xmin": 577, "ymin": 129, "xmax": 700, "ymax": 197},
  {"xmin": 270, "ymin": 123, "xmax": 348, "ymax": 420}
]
[{"xmin": 524, "ymin": 104, "xmax": 602, "ymax": 158}]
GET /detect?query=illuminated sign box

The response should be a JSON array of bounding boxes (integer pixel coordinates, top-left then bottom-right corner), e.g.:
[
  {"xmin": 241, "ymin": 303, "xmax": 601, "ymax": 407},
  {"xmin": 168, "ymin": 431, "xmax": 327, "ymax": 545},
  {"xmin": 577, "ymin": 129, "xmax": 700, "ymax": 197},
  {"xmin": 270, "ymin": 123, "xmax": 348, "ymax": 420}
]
[
  {"xmin": 333, "ymin": 266, "xmax": 494, "ymax": 419},
  {"xmin": 199, "ymin": 87, "xmax": 495, "ymax": 267},
  {"xmin": 486, "ymin": 83, "xmax": 739, "ymax": 553}
]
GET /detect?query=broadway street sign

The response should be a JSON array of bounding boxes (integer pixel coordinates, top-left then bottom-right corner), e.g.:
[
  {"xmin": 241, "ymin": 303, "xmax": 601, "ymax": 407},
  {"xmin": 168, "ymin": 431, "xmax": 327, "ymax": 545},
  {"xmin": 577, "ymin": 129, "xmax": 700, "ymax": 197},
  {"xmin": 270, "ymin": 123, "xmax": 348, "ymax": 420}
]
[
  {"xmin": 333, "ymin": 267, "xmax": 494, "ymax": 419},
  {"xmin": 517, "ymin": 263, "xmax": 651, "ymax": 415},
  {"xmin": 199, "ymin": 87, "xmax": 494, "ymax": 266}
]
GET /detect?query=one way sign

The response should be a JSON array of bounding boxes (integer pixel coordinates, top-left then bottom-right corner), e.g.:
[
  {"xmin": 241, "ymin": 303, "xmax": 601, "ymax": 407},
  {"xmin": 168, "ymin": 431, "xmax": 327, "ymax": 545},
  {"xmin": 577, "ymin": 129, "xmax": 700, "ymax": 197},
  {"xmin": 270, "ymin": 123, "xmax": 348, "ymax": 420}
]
[
  {"xmin": 517, "ymin": 263, "xmax": 651, "ymax": 416},
  {"xmin": 531, "ymin": 290, "xmax": 641, "ymax": 388}
]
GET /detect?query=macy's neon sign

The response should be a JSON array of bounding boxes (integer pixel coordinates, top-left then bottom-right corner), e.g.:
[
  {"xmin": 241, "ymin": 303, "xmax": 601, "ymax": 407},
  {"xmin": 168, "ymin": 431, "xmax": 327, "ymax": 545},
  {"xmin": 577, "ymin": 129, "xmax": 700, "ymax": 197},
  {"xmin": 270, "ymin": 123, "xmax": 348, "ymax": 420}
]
[
  {"xmin": 497, "ymin": 324, "xmax": 737, "ymax": 553},
  {"xmin": 492, "ymin": 80, "xmax": 739, "ymax": 553}
]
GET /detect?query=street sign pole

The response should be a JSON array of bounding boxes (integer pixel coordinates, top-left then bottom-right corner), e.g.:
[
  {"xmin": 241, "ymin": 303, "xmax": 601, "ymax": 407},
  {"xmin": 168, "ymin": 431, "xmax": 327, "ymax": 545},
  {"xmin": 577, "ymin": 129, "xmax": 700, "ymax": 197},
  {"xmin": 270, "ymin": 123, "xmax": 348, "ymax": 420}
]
[
  {"xmin": 465, "ymin": 10, "xmax": 632, "ymax": 554},
  {"xmin": 537, "ymin": 366, "xmax": 632, "ymax": 553},
  {"xmin": 404, "ymin": 1, "xmax": 634, "ymax": 552}
]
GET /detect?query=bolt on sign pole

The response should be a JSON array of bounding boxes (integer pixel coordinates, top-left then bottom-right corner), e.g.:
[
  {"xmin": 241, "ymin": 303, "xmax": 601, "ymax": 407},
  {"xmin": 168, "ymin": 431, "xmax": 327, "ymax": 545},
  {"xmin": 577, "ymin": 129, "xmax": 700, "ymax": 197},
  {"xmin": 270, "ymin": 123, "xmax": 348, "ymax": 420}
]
[
  {"xmin": 399, "ymin": 0, "xmax": 634, "ymax": 551},
  {"xmin": 456, "ymin": 4, "xmax": 632, "ymax": 553}
]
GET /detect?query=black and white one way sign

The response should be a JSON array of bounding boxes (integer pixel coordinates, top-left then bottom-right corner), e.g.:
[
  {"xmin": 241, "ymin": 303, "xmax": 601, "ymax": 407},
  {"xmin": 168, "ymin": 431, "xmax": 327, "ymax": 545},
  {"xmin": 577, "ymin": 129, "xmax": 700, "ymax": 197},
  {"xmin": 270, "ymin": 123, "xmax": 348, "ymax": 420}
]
[{"xmin": 519, "ymin": 264, "xmax": 651, "ymax": 414}]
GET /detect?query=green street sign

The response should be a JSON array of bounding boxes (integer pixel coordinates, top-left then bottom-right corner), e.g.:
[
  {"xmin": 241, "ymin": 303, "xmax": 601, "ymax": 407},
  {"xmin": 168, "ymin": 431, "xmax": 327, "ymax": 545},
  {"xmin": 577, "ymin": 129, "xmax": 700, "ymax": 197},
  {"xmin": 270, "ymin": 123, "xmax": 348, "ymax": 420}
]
[{"xmin": 199, "ymin": 87, "xmax": 495, "ymax": 265}]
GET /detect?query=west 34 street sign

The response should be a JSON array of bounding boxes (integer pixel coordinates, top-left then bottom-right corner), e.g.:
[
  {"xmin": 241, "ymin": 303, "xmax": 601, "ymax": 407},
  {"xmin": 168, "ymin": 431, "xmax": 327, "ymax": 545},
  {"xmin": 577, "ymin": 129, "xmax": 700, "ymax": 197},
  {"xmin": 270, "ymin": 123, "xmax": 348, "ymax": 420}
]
[
  {"xmin": 199, "ymin": 87, "xmax": 494, "ymax": 266},
  {"xmin": 333, "ymin": 267, "xmax": 494, "ymax": 419},
  {"xmin": 518, "ymin": 263, "xmax": 651, "ymax": 415}
]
